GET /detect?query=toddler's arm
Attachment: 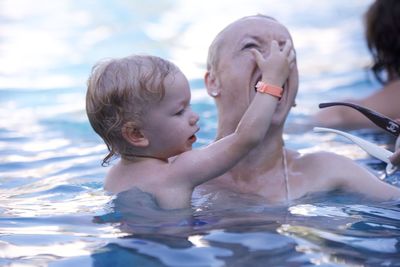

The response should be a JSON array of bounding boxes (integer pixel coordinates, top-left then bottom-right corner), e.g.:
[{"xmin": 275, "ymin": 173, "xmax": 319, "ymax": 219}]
[{"xmin": 171, "ymin": 40, "xmax": 295, "ymax": 188}]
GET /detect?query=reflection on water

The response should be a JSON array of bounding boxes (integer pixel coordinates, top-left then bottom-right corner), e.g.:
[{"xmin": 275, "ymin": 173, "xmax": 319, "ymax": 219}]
[{"xmin": 2, "ymin": 0, "xmax": 400, "ymax": 266}]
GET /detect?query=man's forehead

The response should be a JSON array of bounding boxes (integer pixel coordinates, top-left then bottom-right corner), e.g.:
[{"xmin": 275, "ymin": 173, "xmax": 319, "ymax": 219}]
[{"xmin": 220, "ymin": 16, "xmax": 288, "ymax": 39}]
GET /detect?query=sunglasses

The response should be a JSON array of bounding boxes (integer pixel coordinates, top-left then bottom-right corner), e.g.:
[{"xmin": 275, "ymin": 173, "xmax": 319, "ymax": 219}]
[
  {"xmin": 316, "ymin": 101, "xmax": 398, "ymax": 174},
  {"xmin": 319, "ymin": 102, "xmax": 400, "ymax": 137},
  {"xmin": 314, "ymin": 126, "xmax": 396, "ymax": 175}
]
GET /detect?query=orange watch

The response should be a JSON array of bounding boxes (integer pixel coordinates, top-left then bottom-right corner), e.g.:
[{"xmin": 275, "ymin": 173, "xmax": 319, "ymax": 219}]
[{"xmin": 255, "ymin": 81, "xmax": 283, "ymax": 99}]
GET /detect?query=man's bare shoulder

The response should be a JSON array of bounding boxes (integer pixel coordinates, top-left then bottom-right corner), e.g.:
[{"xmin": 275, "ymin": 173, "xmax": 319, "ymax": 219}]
[
  {"xmin": 291, "ymin": 150, "xmax": 365, "ymax": 189},
  {"xmin": 293, "ymin": 150, "xmax": 356, "ymax": 169}
]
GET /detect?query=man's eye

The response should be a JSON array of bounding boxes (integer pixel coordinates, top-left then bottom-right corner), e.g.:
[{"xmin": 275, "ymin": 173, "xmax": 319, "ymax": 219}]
[
  {"xmin": 242, "ymin": 43, "xmax": 258, "ymax": 50},
  {"xmin": 278, "ymin": 41, "xmax": 286, "ymax": 49}
]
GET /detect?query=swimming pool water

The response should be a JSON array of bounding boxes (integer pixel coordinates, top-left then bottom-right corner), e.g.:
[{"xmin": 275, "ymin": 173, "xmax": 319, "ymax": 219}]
[{"xmin": 1, "ymin": 0, "xmax": 399, "ymax": 266}]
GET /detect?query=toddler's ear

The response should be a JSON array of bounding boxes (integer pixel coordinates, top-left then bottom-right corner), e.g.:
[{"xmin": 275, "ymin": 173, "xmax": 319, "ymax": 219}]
[{"xmin": 122, "ymin": 122, "xmax": 149, "ymax": 147}]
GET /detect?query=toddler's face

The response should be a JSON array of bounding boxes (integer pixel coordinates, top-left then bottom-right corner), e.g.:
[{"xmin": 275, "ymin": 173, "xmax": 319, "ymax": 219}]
[{"xmin": 140, "ymin": 70, "xmax": 200, "ymax": 159}]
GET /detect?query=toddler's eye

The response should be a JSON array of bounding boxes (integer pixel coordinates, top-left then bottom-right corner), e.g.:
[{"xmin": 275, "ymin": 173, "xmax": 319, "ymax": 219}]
[{"xmin": 175, "ymin": 109, "xmax": 185, "ymax": 116}]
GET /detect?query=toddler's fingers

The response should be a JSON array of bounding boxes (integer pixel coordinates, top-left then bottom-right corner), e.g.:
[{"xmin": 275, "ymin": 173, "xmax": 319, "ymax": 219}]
[
  {"xmin": 282, "ymin": 39, "xmax": 292, "ymax": 55},
  {"xmin": 250, "ymin": 48, "xmax": 264, "ymax": 64},
  {"xmin": 270, "ymin": 40, "xmax": 280, "ymax": 53}
]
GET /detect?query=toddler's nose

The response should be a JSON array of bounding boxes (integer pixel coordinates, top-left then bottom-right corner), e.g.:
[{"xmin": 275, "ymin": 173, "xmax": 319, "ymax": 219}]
[{"xmin": 190, "ymin": 112, "xmax": 199, "ymax": 125}]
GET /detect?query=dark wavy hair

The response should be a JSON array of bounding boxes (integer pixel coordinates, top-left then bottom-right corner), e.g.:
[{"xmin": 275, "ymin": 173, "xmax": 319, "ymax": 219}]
[{"xmin": 365, "ymin": 0, "xmax": 400, "ymax": 84}]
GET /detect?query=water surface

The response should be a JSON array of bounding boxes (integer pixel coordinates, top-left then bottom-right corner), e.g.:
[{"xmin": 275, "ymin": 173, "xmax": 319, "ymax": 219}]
[{"xmin": 2, "ymin": 0, "xmax": 400, "ymax": 266}]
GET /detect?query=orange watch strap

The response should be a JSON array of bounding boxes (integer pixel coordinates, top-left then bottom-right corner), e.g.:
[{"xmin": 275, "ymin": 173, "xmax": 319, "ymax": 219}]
[{"xmin": 255, "ymin": 81, "xmax": 283, "ymax": 98}]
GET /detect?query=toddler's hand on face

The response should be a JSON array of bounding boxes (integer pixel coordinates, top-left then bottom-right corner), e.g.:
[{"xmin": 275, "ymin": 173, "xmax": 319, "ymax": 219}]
[{"xmin": 251, "ymin": 39, "xmax": 295, "ymax": 87}]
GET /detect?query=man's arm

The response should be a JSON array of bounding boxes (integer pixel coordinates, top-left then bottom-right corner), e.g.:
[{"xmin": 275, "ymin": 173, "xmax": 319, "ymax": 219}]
[{"xmin": 322, "ymin": 152, "xmax": 400, "ymax": 201}]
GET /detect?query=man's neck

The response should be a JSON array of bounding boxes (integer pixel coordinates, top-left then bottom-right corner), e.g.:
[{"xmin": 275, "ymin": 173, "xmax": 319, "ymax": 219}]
[{"xmin": 217, "ymin": 125, "xmax": 285, "ymax": 182}]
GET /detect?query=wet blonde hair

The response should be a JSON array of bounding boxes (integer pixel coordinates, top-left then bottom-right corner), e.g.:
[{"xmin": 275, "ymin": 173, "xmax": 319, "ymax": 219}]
[{"xmin": 86, "ymin": 55, "xmax": 177, "ymax": 165}]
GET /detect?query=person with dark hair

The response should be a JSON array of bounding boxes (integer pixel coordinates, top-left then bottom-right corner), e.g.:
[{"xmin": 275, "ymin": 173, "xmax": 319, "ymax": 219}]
[{"xmin": 313, "ymin": 0, "xmax": 400, "ymax": 129}]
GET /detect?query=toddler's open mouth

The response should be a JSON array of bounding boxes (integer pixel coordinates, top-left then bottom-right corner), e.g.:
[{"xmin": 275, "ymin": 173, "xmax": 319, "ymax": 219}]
[
  {"xmin": 189, "ymin": 128, "xmax": 200, "ymax": 144},
  {"xmin": 188, "ymin": 134, "xmax": 197, "ymax": 143}
]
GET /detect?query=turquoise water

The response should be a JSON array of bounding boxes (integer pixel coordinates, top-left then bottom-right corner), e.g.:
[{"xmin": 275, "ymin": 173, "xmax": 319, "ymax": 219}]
[{"xmin": 1, "ymin": 0, "xmax": 400, "ymax": 266}]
